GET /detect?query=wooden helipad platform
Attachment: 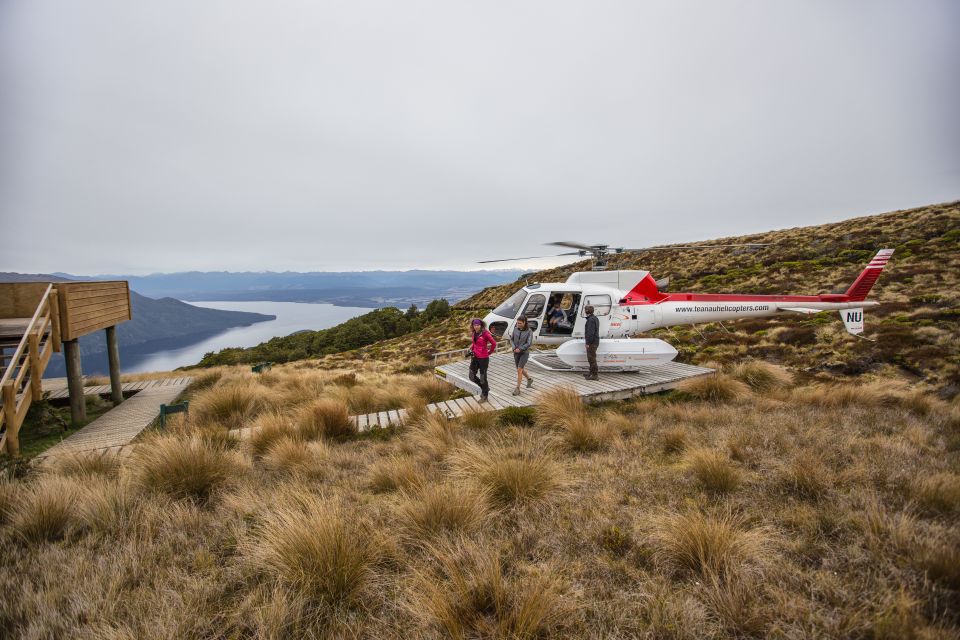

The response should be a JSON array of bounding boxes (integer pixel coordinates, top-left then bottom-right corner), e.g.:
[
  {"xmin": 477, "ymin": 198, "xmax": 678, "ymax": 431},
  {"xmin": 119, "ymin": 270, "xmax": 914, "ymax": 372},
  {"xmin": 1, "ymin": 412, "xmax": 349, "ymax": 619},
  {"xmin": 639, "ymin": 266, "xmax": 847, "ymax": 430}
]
[
  {"xmin": 36, "ymin": 379, "xmax": 192, "ymax": 459},
  {"xmin": 42, "ymin": 377, "xmax": 194, "ymax": 400}
]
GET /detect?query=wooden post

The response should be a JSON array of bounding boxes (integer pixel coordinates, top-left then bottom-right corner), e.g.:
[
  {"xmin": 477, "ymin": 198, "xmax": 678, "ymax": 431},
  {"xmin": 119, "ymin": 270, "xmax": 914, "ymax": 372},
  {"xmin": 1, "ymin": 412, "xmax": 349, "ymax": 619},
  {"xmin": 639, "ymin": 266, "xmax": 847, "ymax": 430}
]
[
  {"xmin": 49, "ymin": 288, "xmax": 62, "ymax": 352},
  {"xmin": 105, "ymin": 325, "xmax": 123, "ymax": 405},
  {"xmin": 63, "ymin": 339, "xmax": 86, "ymax": 426},
  {"xmin": 2, "ymin": 382, "xmax": 17, "ymax": 457},
  {"xmin": 27, "ymin": 332, "xmax": 42, "ymax": 400}
]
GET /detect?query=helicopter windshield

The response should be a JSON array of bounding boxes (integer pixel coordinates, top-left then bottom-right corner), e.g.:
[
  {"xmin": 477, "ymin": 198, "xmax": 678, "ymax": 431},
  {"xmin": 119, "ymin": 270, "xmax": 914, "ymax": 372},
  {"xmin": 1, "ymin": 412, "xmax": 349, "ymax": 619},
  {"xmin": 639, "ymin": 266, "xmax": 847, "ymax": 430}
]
[{"xmin": 491, "ymin": 288, "xmax": 528, "ymax": 319}]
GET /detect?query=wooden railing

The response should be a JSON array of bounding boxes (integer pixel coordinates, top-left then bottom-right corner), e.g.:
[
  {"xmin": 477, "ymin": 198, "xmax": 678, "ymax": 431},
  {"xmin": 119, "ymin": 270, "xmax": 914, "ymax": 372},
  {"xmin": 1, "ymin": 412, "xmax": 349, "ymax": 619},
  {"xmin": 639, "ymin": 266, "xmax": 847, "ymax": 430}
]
[{"xmin": 0, "ymin": 285, "xmax": 61, "ymax": 457}]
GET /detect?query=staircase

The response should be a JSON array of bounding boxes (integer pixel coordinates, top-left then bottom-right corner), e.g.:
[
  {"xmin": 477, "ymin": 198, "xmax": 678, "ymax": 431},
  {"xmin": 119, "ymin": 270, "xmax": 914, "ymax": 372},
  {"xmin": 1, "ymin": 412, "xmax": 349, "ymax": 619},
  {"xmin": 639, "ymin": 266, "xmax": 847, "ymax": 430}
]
[{"xmin": 0, "ymin": 284, "xmax": 61, "ymax": 457}]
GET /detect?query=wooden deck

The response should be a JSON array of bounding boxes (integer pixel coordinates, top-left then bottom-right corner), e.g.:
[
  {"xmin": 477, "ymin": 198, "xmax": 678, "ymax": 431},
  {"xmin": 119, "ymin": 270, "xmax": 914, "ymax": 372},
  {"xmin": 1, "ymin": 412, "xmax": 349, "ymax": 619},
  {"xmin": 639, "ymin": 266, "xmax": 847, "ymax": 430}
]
[
  {"xmin": 42, "ymin": 376, "xmax": 195, "ymax": 400},
  {"xmin": 36, "ymin": 378, "xmax": 192, "ymax": 459}
]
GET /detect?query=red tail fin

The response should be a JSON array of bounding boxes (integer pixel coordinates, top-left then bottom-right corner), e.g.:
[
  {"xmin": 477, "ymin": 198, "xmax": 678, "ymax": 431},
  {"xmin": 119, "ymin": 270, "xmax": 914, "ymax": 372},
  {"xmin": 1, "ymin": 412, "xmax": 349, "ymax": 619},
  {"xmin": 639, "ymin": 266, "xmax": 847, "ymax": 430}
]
[{"xmin": 845, "ymin": 249, "xmax": 894, "ymax": 301}]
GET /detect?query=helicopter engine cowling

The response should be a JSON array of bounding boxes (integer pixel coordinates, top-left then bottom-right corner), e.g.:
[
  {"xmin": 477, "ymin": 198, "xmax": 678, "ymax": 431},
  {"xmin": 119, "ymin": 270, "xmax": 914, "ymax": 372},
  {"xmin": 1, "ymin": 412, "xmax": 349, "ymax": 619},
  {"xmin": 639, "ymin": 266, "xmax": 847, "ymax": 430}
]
[{"xmin": 556, "ymin": 338, "xmax": 678, "ymax": 369}]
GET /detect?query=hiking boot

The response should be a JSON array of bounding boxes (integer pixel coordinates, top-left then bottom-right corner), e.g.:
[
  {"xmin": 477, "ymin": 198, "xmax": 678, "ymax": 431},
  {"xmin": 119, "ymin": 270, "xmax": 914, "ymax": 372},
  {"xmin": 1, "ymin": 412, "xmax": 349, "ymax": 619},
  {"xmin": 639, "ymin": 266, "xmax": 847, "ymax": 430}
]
[
  {"xmin": 479, "ymin": 393, "xmax": 489, "ymax": 403},
  {"xmin": 512, "ymin": 386, "xmax": 521, "ymax": 396},
  {"xmin": 583, "ymin": 374, "xmax": 599, "ymax": 381},
  {"xmin": 526, "ymin": 376, "xmax": 533, "ymax": 388}
]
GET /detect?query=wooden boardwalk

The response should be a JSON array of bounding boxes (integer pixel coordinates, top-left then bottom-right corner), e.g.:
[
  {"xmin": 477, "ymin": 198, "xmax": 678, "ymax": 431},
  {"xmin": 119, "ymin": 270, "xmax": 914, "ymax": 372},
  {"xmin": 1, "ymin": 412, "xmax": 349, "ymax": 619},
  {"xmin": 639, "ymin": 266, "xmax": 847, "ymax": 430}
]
[
  {"xmin": 36, "ymin": 379, "xmax": 192, "ymax": 459},
  {"xmin": 42, "ymin": 377, "xmax": 194, "ymax": 400}
]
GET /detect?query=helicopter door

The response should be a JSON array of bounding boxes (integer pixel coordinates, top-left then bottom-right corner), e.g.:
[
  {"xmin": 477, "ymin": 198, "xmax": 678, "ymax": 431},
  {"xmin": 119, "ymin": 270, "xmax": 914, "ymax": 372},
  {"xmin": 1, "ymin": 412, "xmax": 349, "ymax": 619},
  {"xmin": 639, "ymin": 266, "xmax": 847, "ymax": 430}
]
[
  {"xmin": 519, "ymin": 293, "xmax": 546, "ymax": 333},
  {"xmin": 543, "ymin": 292, "xmax": 581, "ymax": 337}
]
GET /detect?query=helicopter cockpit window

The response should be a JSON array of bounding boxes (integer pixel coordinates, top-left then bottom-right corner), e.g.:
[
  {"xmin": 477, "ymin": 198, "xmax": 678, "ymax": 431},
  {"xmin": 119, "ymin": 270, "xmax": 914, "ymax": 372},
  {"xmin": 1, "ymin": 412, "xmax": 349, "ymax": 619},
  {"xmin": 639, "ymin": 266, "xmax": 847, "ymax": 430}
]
[
  {"xmin": 583, "ymin": 294, "xmax": 612, "ymax": 316},
  {"xmin": 521, "ymin": 294, "xmax": 546, "ymax": 319},
  {"xmin": 492, "ymin": 288, "xmax": 528, "ymax": 319}
]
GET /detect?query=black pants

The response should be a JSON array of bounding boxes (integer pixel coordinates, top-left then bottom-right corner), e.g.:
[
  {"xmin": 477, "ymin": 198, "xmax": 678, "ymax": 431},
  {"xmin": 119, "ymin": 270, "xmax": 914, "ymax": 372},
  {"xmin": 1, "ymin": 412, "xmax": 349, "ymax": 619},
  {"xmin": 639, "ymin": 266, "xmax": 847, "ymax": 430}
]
[
  {"xmin": 469, "ymin": 356, "xmax": 490, "ymax": 395},
  {"xmin": 586, "ymin": 343, "xmax": 599, "ymax": 377}
]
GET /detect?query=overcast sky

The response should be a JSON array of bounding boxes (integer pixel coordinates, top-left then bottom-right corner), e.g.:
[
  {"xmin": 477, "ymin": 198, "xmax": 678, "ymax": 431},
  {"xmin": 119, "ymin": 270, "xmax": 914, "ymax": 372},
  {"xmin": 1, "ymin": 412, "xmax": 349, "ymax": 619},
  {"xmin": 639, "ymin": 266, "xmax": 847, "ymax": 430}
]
[{"xmin": 1, "ymin": 1, "xmax": 957, "ymax": 275}]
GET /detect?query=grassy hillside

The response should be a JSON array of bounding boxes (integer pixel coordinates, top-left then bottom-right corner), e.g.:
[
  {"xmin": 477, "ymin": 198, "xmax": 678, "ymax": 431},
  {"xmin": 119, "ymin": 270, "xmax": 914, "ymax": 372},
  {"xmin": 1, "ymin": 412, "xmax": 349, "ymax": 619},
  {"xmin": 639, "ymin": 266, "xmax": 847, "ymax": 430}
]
[{"xmin": 313, "ymin": 201, "xmax": 960, "ymax": 394}]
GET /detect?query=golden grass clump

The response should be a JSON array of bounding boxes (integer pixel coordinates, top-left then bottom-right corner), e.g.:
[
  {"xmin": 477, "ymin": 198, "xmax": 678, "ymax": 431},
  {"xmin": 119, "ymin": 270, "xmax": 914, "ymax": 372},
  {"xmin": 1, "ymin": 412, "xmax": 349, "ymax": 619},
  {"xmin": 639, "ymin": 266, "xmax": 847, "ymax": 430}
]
[
  {"xmin": 678, "ymin": 374, "xmax": 749, "ymax": 403},
  {"xmin": 75, "ymin": 478, "xmax": 138, "ymax": 534},
  {"xmin": 782, "ymin": 451, "xmax": 831, "ymax": 500},
  {"xmin": 10, "ymin": 476, "xmax": 79, "ymax": 543},
  {"xmin": 648, "ymin": 510, "xmax": 769, "ymax": 578},
  {"xmin": 557, "ymin": 415, "xmax": 615, "ymax": 452},
  {"xmin": 911, "ymin": 472, "xmax": 960, "ymax": 514},
  {"xmin": 367, "ymin": 455, "xmax": 425, "ymax": 493},
  {"xmin": 243, "ymin": 495, "xmax": 379, "ymax": 606},
  {"xmin": 192, "ymin": 378, "xmax": 270, "ymax": 429},
  {"xmin": 451, "ymin": 435, "xmax": 563, "ymax": 506},
  {"xmin": 262, "ymin": 438, "xmax": 329, "ymax": 479},
  {"xmin": 661, "ymin": 427, "xmax": 690, "ymax": 454},
  {"xmin": 409, "ymin": 376, "xmax": 450, "ymax": 405},
  {"xmin": 187, "ymin": 369, "xmax": 223, "ymax": 393},
  {"xmin": 729, "ymin": 360, "xmax": 792, "ymax": 393},
  {"xmin": 46, "ymin": 451, "xmax": 120, "ymax": 479},
  {"xmin": 409, "ymin": 541, "xmax": 567, "ymax": 639},
  {"xmin": 534, "ymin": 387, "xmax": 586, "ymax": 430},
  {"xmin": 129, "ymin": 435, "xmax": 247, "ymax": 503},
  {"xmin": 460, "ymin": 408, "xmax": 497, "ymax": 430},
  {"xmin": 407, "ymin": 412, "xmax": 461, "ymax": 461},
  {"xmin": 297, "ymin": 398, "xmax": 355, "ymax": 440},
  {"xmin": 0, "ymin": 480, "xmax": 16, "ymax": 524},
  {"xmin": 248, "ymin": 411, "xmax": 299, "ymax": 457},
  {"xmin": 396, "ymin": 483, "xmax": 490, "ymax": 539},
  {"xmin": 685, "ymin": 448, "xmax": 741, "ymax": 493}
]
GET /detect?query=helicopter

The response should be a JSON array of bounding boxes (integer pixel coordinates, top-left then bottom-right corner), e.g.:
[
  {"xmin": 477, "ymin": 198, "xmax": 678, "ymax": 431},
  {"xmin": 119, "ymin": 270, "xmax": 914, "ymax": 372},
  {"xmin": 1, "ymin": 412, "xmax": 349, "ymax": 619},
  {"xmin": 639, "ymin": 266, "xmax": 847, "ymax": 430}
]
[{"xmin": 478, "ymin": 241, "xmax": 893, "ymax": 370}]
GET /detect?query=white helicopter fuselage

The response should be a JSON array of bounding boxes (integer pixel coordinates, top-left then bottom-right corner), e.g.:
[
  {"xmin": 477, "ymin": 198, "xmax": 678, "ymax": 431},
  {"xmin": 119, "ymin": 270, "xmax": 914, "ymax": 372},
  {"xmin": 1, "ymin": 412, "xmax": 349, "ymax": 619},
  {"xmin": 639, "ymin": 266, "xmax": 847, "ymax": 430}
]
[{"xmin": 483, "ymin": 250, "xmax": 892, "ymax": 349}]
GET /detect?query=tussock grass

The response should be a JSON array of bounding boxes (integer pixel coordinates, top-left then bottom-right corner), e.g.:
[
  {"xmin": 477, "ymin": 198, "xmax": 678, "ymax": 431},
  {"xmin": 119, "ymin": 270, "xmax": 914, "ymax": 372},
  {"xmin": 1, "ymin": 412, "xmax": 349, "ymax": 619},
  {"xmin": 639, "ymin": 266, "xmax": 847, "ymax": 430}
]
[
  {"xmin": 407, "ymin": 412, "xmax": 460, "ymax": 461},
  {"xmin": 534, "ymin": 387, "xmax": 586, "ymax": 430},
  {"xmin": 648, "ymin": 510, "xmax": 769, "ymax": 578},
  {"xmin": 409, "ymin": 541, "xmax": 567, "ymax": 639},
  {"xmin": 11, "ymin": 476, "xmax": 79, "ymax": 543},
  {"xmin": 661, "ymin": 427, "xmax": 690, "ymax": 454},
  {"xmin": 0, "ymin": 480, "xmax": 16, "ymax": 524},
  {"xmin": 685, "ymin": 448, "xmax": 741, "ymax": 493},
  {"xmin": 76, "ymin": 478, "xmax": 137, "ymax": 534},
  {"xmin": 193, "ymin": 378, "xmax": 269, "ymax": 429},
  {"xmin": 677, "ymin": 374, "xmax": 749, "ymax": 403},
  {"xmin": 451, "ymin": 435, "xmax": 563, "ymax": 506},
  {"xmin": 782, "ymin": 451, "xmax": 831, "ymax": 500},
  {"xmin": 409, "ymin": 376, "xmax": 450, "ymax": 405},
  {"xmin": 396, "ymin": 483, "xmax": 490, "ymax": 539},
  {"xmin": 729, "ymin": 360, "xmax": 792, "ymax": 393},
  {"xmin": 243, "ymin": 496, "xmax": 378, "ymax": 606},
  {"xmin": 129, "ymin": 435, "xmax": 247, "ymax": 503},
  {"xmin": 911, "ymin": 472, "xmax": 960, "ymax": 514},
  {"xmin": 367, "ymin": 455, "xmax": 424, "ymax": 493},
  {"xmin": 47, "ymin": 451, "xmax": 120, "ymax": 478},
  {"xmin": 460, "ymin": 407, "xmax": 497, "ymax": 430},
  {"xmin": 701, "ymin": 571, "xmax": 769, "ymax": 636},
  {"xmin": 187, "ymin": 369, "xmax": 223, "ymax": 393},
  {"xmin": 916, "ymin": 543, "xmax": 960, "ymax": 589},
  {"xmin": 557, "ymin": 415, "xmax": 615, "ymax": 452},
  {"xmin": 297, "ymin": 398, "xmax": 355, "ymax": 440},
  {"xmin": 262, "ymin": 438, "xmax": 328, "ymax": 479},
  {"xmin": 248, "ymin": 410, "xmax": 299, "ymax": 457}
]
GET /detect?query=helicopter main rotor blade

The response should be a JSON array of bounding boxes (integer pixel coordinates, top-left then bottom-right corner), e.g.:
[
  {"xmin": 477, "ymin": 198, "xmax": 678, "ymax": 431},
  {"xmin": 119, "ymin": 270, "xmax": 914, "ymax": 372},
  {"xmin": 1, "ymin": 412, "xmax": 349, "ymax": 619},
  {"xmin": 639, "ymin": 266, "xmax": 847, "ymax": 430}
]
[
  {"xmin": 622, "ymin": 243, "xmax": 770, "ymax": 252},
  {"xmin": 477, "ymin": 252, "xmax": 581, "ymax": 264},
  {"xmin": 546, "ymin": 241, "xmax": 597, "ymax": 252}
]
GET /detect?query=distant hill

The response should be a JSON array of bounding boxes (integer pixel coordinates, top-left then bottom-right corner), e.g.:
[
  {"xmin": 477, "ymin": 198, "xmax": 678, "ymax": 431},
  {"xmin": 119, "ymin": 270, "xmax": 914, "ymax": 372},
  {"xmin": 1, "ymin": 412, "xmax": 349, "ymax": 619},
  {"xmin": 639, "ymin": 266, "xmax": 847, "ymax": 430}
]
[
  {"xmin": 290, "ymin": 201, "xmax": 960, "ymax": 395},
  {"xmin": 53, "ymin": 269, "xmax": 525, "ymax": 308}
]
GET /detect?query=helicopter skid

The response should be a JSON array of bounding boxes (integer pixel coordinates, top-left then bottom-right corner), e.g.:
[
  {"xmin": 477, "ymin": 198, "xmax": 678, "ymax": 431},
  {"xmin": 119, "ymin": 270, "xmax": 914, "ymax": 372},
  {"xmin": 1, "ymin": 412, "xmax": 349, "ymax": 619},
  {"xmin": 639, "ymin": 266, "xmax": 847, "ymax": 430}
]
[{"xmin": 530, "ymin": 338, "xmax": 678, "ymax": 372}]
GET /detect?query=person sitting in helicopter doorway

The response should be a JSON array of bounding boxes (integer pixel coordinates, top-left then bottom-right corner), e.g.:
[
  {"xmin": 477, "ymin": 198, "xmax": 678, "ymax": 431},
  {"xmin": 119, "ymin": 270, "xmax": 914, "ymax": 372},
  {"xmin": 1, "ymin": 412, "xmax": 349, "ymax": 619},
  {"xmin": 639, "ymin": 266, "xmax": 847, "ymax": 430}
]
[
  {"xmin": 511, "ymin": 316, "xmax": 534, "ymax": 395},
  {"xmin": 465, "ymin": 318, "xmax": 497, "ymax": 402},
  {"xmin": 583, "ymin": 305, "xmax": 600, "ymax": 380}
]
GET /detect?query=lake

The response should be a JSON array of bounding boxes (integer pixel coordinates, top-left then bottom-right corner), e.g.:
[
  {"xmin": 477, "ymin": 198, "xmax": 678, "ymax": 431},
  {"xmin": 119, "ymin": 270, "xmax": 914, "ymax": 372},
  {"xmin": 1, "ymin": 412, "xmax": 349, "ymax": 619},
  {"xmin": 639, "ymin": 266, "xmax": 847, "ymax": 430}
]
[{"xmin": 57, "ymin": 301, "xmax": 370, "ymax": 376}]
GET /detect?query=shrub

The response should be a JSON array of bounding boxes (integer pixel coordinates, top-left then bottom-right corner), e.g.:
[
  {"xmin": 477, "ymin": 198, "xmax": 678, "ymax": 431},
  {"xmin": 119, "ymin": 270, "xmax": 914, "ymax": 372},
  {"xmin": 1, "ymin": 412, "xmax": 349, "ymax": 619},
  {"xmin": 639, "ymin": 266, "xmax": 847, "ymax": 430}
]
[
  {"xmin": 297, "ymin": 399, "xmax": 355, "ymax": 440},
  {"xmin": 193, "ymin": 379, "xmax": 269, "ymax": 429},
  {"xmin": 396, "ymin": 483, "xmax": 489, "ymax": 539},
  {"xmin": 47, "ymin": 451, "xmax": 120, "ymax": 479},
  {"xmin": 262, "ymin": 438, "xmax": 329, "ymax": 479},
  {"xmin": 648, "ymin": 510, "xmax": 768, "ymax": 578},
  {"xmin": 686, "ymin": 448, "xmax": 741, "ymax": 493},
  {"xmin": 451, "ymin": 436, "xmax": 563, "ymax": 506},
  {"xmin": 367, "ymin": 455, "xmax": 424, "ymax": 493},
  {"xmin": 729, "ymin": 360, "xmax": 792, "ymax": 392},
  {"xmin": 249, "ymin": 411, "xmax": 299, "ymax": 457},
  {"xmin": 409, "ymin": 541, "xmax": 567, "ymax": 639},
  {"xmin": 129, "ymin": 436, "xmax": 247, "ymax": 503},
  {"xmin": 534, "ymin": 387, "xmax": 586, "ymax": 430},
  {"xmin": 498, "ymin": 406, "xmax": 536, "ymax": 427},
  {"xmin": 677, "ymin": 374, "xmax": 749, "ymax": 403},
  {"xmin": 11, "ymin": 476, "xmax": 79, "ymax": 543},
  {"xmin": 243, "ymin": 496, "xmax": 378, "ymax": 606},
  {"xmin": 912, "ymin": 472, "xmax": 960, "ymax": 513}
]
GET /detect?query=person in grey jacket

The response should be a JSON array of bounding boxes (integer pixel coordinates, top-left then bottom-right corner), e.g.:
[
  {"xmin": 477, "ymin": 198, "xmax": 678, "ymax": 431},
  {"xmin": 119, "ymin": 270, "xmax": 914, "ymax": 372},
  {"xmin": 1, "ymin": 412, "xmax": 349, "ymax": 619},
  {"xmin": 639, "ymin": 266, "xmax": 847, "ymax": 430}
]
[
  {"xmin": 511, "ymin": 316, "xmax": 534, "ymax": 395},
  {"xmin": 583, "ymin": 305, "xmax": 600, "ymax": 380}
]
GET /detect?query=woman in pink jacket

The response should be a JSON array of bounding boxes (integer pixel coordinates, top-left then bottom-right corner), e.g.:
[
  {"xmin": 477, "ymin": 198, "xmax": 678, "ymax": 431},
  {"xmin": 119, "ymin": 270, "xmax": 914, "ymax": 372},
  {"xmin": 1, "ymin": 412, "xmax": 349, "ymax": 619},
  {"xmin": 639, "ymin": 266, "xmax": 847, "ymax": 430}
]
[{"xmin": 466, "ymin": 318, "xmax": 497, "ymax": 402}]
